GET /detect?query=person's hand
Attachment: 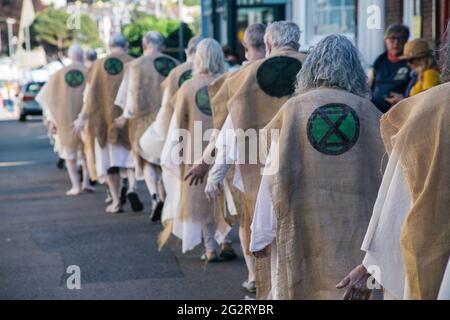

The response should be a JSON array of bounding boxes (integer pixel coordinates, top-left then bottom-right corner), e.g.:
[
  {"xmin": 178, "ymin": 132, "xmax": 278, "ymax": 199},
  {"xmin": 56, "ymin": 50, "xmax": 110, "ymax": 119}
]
[
  {"xmin": 205, "ymin": 180, "xmax": 223, "ymax": 202},
  {"xmin": 112, "ymin": 116, "xmax": 127, "ymax": 129},
  {"xmin": 336, "ymin": 265, "xmax": 373, "ymax": 300},
  {"xmin": 252, "ymin": 245, "xmax": 270, "ymax": 259},
  {"xmin": 72, "ymin": 117, "xmax": 85, "ymax": 136},
  {"xmin": 385, "ymin": 92, "xmax": 404, "ymax": 105},
  {"xmin": 49, "ymin": 121, "xmax": 57, "ymax": 135},
  {"xmin": 184, "ymin": 163, "xmax": 210, "ymax": 186}
]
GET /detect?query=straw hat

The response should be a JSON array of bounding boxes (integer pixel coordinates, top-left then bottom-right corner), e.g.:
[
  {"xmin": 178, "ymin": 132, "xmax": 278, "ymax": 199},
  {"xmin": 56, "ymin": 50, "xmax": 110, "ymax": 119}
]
[{"xmin": 400, "ymin": 39, "xmax": 432, "ymax": 60}]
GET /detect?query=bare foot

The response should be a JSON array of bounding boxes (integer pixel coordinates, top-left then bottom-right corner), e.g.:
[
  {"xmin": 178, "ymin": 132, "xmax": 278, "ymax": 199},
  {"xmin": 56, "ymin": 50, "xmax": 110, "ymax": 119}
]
[
  {"xmin": 106, "ymin": 202, "xmax": 122, "ymax": 214},
  {"xmin": 66, "ymin": 188, "xmax": 81, "ymax": 196},
  {"xmin": 82, "ymin": 185, "xmax": 95, "ymax": 193}
]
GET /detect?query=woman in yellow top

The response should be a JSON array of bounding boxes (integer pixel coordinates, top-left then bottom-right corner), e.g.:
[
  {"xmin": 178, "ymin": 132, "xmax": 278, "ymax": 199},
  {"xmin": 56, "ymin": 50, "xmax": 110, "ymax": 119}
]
[{"xmin": 386, "ymin": 39, "xmax": 440, "ymax": 105}]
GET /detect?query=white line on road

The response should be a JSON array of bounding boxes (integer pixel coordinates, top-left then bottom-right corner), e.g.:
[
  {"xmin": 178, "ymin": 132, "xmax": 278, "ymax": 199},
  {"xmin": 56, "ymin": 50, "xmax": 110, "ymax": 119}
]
[{"xmin": 0, "ymin": 161, "xmax": 37, "ymax": 168}]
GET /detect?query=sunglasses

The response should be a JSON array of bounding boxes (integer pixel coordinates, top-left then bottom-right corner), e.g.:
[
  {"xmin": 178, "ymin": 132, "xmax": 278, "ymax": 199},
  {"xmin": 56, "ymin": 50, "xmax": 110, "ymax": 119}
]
[{"xmin": 387, "ymin": 36, "xmax": 408, "ymax": 42}]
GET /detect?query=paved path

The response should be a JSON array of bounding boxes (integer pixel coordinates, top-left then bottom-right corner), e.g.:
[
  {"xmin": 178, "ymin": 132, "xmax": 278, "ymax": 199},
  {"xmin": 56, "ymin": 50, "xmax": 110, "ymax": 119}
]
[{"xmin": 0, "ymin": 118, "xmax": 251, "ymax": 300}]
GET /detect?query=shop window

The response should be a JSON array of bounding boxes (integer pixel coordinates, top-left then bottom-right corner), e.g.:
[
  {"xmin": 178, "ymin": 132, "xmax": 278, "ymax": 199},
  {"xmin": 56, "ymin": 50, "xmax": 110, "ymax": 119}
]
[{"xmin": 303, "ymin": 0, "xmax": 356, "ymax": 47}]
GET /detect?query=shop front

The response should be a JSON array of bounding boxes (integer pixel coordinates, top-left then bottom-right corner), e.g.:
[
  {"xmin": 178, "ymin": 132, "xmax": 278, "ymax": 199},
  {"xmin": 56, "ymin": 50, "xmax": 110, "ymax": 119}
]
[{"xmin": 201, "ymin": 0, "xmax": 287, "ymax": 60}]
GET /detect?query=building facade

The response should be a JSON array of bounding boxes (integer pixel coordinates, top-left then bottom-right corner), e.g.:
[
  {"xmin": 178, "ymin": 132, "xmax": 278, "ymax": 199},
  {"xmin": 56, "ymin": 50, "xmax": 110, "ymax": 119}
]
[{"xmin": 201, "ymin": 0, "xmax": 450, "ymax": 66}]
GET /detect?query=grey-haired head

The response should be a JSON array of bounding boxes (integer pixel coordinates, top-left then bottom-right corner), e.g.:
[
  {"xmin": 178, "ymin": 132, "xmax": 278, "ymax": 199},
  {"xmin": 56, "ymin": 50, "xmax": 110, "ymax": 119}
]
[
  {"xmin": 244, "ymin": 23, "xmax": 266, "ymax": 50},
  {"xmin": 296, "ymin": 34, "xmax": 370, "ymax": 98},
  {"xmin": 186, "ymin": 35, "xmax": 205, "ymax": 60},
  {"xmin": 143, "ymin": 31, "xmax": 165, "ymax": 52},
  {"xmin": 109, "ymin": 34, "xmax": 128, "ymax": 50},
  {"xmin": 194, "ymin": 38, "xmax": 225, "ymax": 76},
  {"xmin": 264, "ymin": 21, "xmax": 301, "ymax": 54},
  {"xmin": 441, "ymin": 21, "xmax": 450, "ymax": 83}
]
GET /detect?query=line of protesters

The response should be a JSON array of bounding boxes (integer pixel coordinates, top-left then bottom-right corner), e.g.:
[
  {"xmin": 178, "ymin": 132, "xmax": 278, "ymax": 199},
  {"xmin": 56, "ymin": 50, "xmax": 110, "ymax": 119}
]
[{"xmin": 36, "ymin": 20, "xmax": 449, "ymax": 300}]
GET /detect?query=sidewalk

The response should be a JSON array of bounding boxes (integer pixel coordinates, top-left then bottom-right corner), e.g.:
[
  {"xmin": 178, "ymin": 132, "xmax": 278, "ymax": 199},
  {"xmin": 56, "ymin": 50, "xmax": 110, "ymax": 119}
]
[{"xmin": 0, "ymin": 107, "xmax": 18, "ymax": 121}]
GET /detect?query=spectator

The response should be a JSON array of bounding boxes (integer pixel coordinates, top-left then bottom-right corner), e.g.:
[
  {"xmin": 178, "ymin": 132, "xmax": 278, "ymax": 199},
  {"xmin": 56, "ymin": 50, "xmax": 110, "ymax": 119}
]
[
  {"xmin": 386, "ymin": 39, "xmax": 440, "ymax": 105},
  {"xmin": 369, "ymin": 24, "xmax": 411, "ymax": 113}
]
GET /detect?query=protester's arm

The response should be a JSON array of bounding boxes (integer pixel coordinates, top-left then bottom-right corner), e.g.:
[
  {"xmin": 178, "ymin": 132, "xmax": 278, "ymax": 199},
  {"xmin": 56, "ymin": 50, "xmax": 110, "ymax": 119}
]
[{"xmin": 336, "ymin": 265, "xmax": 372, "ymax": 300}]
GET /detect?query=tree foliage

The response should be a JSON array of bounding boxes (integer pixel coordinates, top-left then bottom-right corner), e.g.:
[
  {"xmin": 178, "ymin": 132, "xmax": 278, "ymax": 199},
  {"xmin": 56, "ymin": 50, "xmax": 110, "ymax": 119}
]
[
  {"xmin": 29, "ymin": 8, "xmax": 103, "ymax": 58},
  {"xmin": 123, "ymin": 15, "xmax": 193, "ymax": 58}
]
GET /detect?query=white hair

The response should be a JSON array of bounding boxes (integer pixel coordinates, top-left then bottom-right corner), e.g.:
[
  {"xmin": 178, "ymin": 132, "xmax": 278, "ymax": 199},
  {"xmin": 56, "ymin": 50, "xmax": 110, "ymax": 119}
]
[
  {"xmin": 441, "ymin": 21, "xmax": 450, "ymax": 82},
  {"xmin": 296, "ymin": 34, "xmax": 370, "ymax": 98},
  {"xmin": 264, "ymin": 21, "xmax": 301, "ymax": 51},
  {"xmin": 194, "ymin": 38, "xmax": 225, "ymax": 76},
  {"xmin": 68, "ymin": 44, "xmax": 84, "ymax": 63},
  {"xmin": 244, "ymin": 23, "xmax": 266, "ymax": 50},
  {"xmin": 143, "ymin": 31, "xmax": 165, "ymax": 51},
  {"xmin": 186, "ymin": 35, "xmax": 204, "ymax": 57}
]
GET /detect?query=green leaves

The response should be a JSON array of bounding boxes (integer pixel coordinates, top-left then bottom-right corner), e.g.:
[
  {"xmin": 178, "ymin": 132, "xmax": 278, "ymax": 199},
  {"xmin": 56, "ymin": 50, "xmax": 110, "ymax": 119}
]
[
  {"xmin": 123, "ymin": 15, "xmax": 181, "ymax": 57},
  {"xmin": 29, "ymin": 8, "xmax": 103, "ymax": 55}
]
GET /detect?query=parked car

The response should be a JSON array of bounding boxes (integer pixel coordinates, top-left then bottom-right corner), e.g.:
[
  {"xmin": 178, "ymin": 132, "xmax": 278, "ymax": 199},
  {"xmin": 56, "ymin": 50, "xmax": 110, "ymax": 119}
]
[{"xmin": 17, "ymin": 81, "xmax": 45, "ymax": 122}]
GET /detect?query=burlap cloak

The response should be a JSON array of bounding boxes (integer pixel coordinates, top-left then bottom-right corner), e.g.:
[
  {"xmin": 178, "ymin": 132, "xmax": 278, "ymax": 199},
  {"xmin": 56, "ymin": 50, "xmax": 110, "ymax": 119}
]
[
  {"xmin": 380, "ymin": 82, "xmax": 450, "ymax": 300},
  {"xmin": 42, "ymin": 62, "xmax": 87, "ymax": 153},
  {"xmin": 174, "ymin": 73, "xmax": 220, "ymax": 224},
  {"xmin": 84, "ymin": 52, "xmax": 134, "ymax": 149},
  {"xmin": 227, "ymin": 49, "xmax": 307, "ymax": 218},
  {"xmin": 207, "ymin": 65, "xmax": 258, "ymax": 254},
  {"xmin": 264, "ymin": 88, "xmax": 384, "ymax": 299},
  {"xmin": 125, "ymin": 52, "xmax": 178, "ymax": 165},
  {"xmin": 226, "ymin": 49, "xmax": 306, "ymax": 299},
  {"xmin": 160, "ymin": 61, "xmax": 194, "ymax": 135}
]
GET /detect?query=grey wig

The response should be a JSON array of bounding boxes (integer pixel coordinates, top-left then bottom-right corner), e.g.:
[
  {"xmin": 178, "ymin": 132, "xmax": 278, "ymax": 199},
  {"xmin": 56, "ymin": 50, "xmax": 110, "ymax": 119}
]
[
  {"xmin": 440, "ymin": 21, "xmax": 450, "ymax": 83},
  {"xmin": 296, "ymin": 34, "xmax": 370, "ymax": 98}
]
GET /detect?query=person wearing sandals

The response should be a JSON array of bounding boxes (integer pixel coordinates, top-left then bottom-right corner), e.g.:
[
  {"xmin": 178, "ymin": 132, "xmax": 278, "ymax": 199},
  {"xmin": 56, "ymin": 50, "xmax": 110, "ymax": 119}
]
[
  {"xmin": 114, "ymin": 32, "xmax": 178, "ymax": 219},
  {"xmin": 159, "ymin": 39, "xmax": 229, "ymax": 263},
  {"xmin": 185, "ymin": 23, "xmax": 268, "ymax": 292},
  {"xmin": 74, "ymin": 35, "xmax": 139, "ymax": 214},
  {"xmin": 36, "ymin": 45, "xmax": 95, "ymax": 196}
]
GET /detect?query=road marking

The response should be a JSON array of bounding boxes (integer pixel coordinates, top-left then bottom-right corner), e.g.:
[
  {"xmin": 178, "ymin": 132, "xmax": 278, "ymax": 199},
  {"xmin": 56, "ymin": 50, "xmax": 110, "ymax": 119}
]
[{"xmin": 0, "ymin": 161, "xmax": 36, "ymax": 168}]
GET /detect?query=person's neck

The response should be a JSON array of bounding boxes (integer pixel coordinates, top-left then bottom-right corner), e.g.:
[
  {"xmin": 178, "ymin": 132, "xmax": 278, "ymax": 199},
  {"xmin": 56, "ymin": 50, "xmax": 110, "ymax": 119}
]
[
  {"xmin": 387, "ymin": 51, "xmax": 401, "ymax": 63},
  {"xmin": 144, "ymin": 48, "xmax": 159, "ymax": 56},
  {"xmin": 111, "ymin": 48, "xmax": 125, "ymax": 55},
  {"xmin": 269, "ymin": 46, "xmax": 297, "ymax": 57}
]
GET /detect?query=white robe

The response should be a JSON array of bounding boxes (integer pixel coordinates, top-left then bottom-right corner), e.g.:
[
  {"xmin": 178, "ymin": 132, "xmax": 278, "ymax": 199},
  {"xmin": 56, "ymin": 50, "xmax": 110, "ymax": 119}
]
[
  {"xmin": 362, "ymin": 147, "xmax": 450, "ymax": 300},
  {"xmin": 36, "ymin": 81, "xmax": 79, "ymax": 161},
  {"xmin": 82, "ymin": 83, "xmax": 134, "ymax": 182},
  {"xmin": 161, "ymin": 113, "xmax": 202, "ymax": 253},
  {"xmin": 252, "ymin": 143, "xmax": 450, "ymax": 300}
]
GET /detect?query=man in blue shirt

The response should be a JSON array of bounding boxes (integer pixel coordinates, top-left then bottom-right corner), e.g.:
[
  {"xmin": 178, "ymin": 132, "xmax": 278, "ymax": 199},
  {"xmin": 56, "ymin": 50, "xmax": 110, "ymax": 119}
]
[{"xmin": 369, "ymin": 25, "xmax": 411, "ymax": 113}]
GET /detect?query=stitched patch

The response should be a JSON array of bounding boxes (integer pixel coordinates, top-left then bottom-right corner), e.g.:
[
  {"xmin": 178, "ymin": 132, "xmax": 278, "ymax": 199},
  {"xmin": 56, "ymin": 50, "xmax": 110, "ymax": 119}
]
[
  {"xmin": 104, "ymin": 58, "xmax": 123, "ymax": 76},
  {"xmin": 65, "ymin": 70, "xmax": 84, "ymax": 88},
  {"xmin": 256, "ymin": 56, "xmax": 302, "ymax": 98},
  {"xmin": 195, "ymin": 86, "xmax": 212, "ymax": 116},
  {"xmin": 154, "ymin": 57, "xmax": 177, "ymax": 77},
  {"xmin": 307, "ymin": 103, "xmax": 360, "ymax": 156}
]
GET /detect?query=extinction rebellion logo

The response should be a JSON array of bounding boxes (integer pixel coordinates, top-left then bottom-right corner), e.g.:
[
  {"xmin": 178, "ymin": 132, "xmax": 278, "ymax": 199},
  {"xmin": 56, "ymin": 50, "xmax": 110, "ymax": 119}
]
[
  {"xmin": 104, "ymin": 57, "xmax": 124, "ymax": 76},
  {"xmin": 154, "ymin": 57, "xmax": 177, "ymax": 77},
  {"xmin": 65, "ymin": 70, "xmax": 84, "ymax": 88},
  {"xmin": 195, "ymin": 86, "xmax": 212, "ymax": 116},
  {"xmin": 307, "ymin": 103, "xmax": 360, "ymax": 156}
]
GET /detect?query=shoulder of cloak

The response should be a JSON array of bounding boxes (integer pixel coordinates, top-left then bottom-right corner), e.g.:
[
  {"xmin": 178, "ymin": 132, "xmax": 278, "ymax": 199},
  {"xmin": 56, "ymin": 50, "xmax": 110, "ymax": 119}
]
[
  {"xmin": 226, "ymin": 59, "xmax": 264, "ymax": 95},
  {"xmin": 381, "ymin": 82, "xmax": 450, "ymax": 154}
]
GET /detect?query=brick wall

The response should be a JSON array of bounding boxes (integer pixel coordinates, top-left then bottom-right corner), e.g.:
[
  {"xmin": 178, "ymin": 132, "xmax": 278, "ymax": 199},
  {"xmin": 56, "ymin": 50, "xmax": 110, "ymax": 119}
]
[
  {"xmin": 422, "ymin": 0, "xmax": 434, "ymax": 45},
  {"xmin": 385, "ymin": 0, "xmax": 404, "ymax": 27}
]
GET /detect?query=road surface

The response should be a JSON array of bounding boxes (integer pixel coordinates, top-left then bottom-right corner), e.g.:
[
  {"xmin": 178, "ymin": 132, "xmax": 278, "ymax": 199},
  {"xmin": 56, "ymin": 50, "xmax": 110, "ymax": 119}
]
[{"xmin": 0, "ymin": 117, "xmax": 251, "ymax": 300}]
